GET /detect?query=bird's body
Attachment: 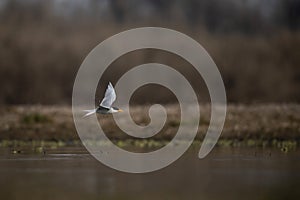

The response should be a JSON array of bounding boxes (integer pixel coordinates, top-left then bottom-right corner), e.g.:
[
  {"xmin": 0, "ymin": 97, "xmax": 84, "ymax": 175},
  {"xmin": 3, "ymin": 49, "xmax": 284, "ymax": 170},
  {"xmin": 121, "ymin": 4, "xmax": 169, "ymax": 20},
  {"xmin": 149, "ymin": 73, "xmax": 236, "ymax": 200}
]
[
  {"xmin": 83, "ymin": 82, "xmax": 122, "ymax": 117},
  {"xmin": 96, "ymin": 106, "xmax": 120, "ymax": 114}
]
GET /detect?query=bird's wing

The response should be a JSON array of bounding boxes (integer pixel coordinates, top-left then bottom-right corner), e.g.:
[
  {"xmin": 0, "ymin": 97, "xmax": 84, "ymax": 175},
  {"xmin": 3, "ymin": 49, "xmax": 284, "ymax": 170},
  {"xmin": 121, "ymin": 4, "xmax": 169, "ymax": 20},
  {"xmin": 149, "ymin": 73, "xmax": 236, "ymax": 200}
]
[{"xmin": 100, "ymin": 82, "xmax": 116, "ymax": 108}]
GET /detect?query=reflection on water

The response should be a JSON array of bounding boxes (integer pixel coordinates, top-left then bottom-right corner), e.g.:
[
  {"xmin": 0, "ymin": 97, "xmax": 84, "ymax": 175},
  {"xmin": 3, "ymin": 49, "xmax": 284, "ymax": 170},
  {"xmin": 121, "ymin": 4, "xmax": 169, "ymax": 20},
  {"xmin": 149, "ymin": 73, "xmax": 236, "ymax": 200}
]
[{"xmin": 0, "ymin": 147, "xmax": 299, "ymax": 200}]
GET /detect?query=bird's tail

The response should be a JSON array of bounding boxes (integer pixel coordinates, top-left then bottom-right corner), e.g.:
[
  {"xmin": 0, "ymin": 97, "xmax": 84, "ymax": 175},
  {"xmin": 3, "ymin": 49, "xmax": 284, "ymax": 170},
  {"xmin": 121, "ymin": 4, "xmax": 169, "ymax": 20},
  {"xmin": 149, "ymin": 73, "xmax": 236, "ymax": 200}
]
[{"xmin": 82, "ymin": 109, "xmax": 97, "ymax": 118}]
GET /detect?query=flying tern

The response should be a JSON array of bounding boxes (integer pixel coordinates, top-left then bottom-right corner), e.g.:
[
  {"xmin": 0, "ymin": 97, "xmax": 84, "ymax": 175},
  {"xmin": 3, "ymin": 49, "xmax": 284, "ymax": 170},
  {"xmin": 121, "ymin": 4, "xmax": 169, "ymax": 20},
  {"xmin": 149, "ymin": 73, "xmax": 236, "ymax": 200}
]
[{"xmin": 83, "ymin": 82, "xmax": 123, "ymax": 117}]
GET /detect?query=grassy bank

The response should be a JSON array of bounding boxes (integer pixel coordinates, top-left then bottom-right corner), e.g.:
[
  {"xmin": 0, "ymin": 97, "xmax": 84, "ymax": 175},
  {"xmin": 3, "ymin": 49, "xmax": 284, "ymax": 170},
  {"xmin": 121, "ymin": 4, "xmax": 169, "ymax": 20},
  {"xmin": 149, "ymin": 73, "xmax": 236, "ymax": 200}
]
[{"xmin": 0, "ymin": 104, "xmax": 299, "ymax": 144}]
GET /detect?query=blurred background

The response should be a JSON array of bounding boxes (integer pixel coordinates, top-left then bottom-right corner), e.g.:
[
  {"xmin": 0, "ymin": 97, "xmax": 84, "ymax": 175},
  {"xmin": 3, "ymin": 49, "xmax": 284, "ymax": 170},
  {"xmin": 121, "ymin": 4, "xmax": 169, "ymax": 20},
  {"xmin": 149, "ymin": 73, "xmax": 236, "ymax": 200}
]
[
  {"xmin": 1, "ymin": 2, "xmax": 300, "ymax": 200},
  {"xmin": 0, "ymin": 0, "xmax": 299, "ymax": 105}
]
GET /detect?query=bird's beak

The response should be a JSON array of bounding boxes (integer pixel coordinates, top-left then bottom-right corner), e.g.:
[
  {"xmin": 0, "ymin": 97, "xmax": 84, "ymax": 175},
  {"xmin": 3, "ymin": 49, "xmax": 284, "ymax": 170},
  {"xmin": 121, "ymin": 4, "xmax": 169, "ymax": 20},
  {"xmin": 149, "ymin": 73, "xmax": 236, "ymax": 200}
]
[{"xmin": 118, "ymin": 109, "xmax": 123, "ymax": 112}]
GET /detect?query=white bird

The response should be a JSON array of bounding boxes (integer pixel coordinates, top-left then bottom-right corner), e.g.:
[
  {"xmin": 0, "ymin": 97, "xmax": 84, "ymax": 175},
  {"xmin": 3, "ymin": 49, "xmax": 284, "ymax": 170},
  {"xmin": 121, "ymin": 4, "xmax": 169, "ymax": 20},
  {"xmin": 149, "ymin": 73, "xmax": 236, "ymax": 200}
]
[{"xmin": 83, "ymin": 82, "xmax": 123, "ymax": 117}]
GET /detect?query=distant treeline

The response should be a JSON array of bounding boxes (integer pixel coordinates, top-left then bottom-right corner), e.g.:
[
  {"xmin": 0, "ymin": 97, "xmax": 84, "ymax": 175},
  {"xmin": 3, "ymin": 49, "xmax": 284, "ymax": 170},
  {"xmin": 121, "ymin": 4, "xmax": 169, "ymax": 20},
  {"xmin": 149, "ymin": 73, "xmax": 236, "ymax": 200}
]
[
  {"xmin": 1, "ymin": 0, "xmax": 299, "ymax": 33},
  {"xmin": 0, "ymin": 0, "xmax": 299, "ymax": 104}
]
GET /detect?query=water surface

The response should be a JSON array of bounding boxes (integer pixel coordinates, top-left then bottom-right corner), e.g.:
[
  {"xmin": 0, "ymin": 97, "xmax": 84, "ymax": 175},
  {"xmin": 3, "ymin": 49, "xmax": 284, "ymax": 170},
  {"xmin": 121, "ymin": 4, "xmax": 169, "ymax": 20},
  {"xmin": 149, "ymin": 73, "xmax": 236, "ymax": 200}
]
[{"xmin": 0, "ymin": 147, "xmax": 299, "ymax": 200}]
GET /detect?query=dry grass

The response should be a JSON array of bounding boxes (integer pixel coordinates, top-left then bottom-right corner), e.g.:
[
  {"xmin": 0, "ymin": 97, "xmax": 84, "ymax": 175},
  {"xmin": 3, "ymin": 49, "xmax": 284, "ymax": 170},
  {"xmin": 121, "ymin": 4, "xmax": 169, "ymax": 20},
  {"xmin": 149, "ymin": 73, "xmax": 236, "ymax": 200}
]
[{"xmin": 0, "ymin": 104, "xmax": 299, "ymax": 142}]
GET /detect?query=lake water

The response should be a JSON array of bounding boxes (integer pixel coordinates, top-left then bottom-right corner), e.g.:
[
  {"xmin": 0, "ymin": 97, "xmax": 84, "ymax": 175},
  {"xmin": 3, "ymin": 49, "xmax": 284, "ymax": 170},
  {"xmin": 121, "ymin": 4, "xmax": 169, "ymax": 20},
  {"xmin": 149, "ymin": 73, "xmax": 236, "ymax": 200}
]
[{"xmin": 0, "ymin": 147, "xmax": 299, "ymax": 200}]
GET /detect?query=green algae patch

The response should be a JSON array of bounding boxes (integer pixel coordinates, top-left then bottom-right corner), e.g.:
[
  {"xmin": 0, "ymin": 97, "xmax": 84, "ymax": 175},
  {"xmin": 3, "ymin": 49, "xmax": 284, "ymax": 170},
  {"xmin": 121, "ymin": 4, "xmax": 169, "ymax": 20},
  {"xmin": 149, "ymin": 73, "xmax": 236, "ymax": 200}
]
[{"xmin": 1, "ymin": 139, "xmax": 299, "ymax": 155}]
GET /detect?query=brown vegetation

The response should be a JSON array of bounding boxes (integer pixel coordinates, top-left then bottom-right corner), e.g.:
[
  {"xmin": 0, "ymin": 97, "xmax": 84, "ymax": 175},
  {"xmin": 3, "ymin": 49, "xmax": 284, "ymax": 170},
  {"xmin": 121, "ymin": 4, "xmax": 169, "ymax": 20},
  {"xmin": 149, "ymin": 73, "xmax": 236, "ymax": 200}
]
[
  {"xmin": 0, "ymin": 1, "xmax": 299, "ymax": 104},
  {"xmin": 0, "ymin": 104, "xmax": 299, "ymax": 141}
]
